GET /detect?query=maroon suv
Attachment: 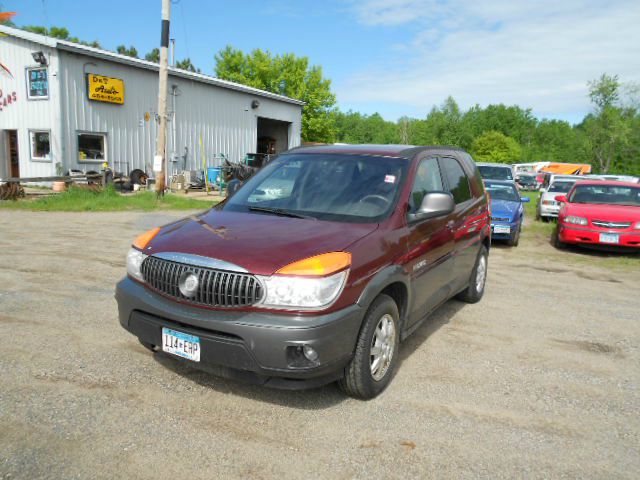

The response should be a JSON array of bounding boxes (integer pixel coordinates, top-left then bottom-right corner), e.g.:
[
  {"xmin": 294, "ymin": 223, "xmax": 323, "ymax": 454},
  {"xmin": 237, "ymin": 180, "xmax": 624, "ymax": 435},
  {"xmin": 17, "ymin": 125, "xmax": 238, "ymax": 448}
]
[{"xmin": 116, "ymin": 145, "xmax": 490, "ymax": 399}]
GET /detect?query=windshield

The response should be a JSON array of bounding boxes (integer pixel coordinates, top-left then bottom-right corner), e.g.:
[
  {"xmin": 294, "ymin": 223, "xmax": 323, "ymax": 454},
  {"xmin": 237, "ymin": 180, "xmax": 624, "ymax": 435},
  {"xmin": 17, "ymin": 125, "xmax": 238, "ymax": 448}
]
[
  {"xmin": 222, "ymin": 153, "xmax": 409, "ymax": 223},
  {"xmin": 485, "ymin": 183, "xmax": 520, "ymax": 202},
  {"xmin": 478, "ymin": 165, "xmax": 513, "ymax": 181},
  {"xmin": 548, "ymin": 181, "xmax": 576, "ymax": 193},
  {"xmin": 569, "ymin": 185, "xmax": 640, "ymax": 206},
  {"xmin": 518, "ymin": 176, "xmax": 536, "ymax": 184}
]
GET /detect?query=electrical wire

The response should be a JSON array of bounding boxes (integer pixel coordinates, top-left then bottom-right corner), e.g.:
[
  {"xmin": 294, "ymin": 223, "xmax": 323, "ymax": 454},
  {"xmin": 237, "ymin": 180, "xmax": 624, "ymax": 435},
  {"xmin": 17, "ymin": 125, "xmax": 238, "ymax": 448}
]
[{"xmin": 179, "ymin": 0, "xmax": 191, "ymax": 63}]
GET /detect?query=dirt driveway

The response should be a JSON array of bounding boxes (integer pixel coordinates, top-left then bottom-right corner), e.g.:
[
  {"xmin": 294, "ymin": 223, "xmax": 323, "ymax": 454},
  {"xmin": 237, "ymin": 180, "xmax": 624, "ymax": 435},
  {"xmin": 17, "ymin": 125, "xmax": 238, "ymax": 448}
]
[{"xmin": 1, "ymin": 210, "xmax": 639, "ymax": 479}]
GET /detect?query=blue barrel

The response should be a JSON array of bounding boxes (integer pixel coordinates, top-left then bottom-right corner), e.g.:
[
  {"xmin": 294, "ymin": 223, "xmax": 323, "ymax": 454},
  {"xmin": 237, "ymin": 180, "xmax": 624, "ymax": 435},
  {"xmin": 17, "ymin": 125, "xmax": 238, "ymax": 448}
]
[{"xmin": 207, "ymin": 167, "xmax": 221, "ymax": 185}]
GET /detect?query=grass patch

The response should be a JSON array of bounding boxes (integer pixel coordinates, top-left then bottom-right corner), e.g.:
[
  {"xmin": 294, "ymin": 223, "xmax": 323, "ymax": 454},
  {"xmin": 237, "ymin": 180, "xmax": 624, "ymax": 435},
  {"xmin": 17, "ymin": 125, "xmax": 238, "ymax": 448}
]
[{"xmin": 0, "ymin": 185, "xmax": 218, "ymax": 212}]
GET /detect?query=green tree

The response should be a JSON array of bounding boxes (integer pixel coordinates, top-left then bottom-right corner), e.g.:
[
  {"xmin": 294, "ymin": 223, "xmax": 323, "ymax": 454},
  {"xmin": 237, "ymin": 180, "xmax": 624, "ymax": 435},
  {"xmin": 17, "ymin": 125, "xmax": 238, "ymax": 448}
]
[
  {"xmin": 22, "ymin": 25, "xmax": 100, "ymax": 48},
  {"xmin": 116, "ymin": 45, "xmax": 138, "ymax": 58},
  {"xmin": 582, "ymin": 73, "xmax": 635, "ymax": 173},
  {"xmin": 214, "ymin": 46, "xmax": 337, "ymax": 142},
  {"xmin": 471, "ymin": 131, "xmax": 522, "ymax": 163},
  {"xmin": 588, "ymin": 73, "xmax": 620, "ymax": 109},
  {"xmin": 175, "ymin": 58, "xmax": 200, "ymax": 73},
  {"xmin": 145, "ymin": 48, "xmax": 160, "ymax": 63}
]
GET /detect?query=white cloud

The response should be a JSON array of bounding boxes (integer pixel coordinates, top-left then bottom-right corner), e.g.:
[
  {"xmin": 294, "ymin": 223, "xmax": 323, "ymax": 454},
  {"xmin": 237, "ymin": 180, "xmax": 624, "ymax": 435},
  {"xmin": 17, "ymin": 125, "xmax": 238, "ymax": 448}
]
[{"xmin": 340, "ymin": 0, "xmax": 640, "ymax": 121}]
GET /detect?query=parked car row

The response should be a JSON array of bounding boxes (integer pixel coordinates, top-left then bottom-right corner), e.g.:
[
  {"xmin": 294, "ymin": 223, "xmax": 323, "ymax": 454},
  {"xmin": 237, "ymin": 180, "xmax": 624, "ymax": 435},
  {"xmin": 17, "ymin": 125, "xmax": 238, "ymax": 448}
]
[{"xmin": 115, "ymin": 150, "xmax": 637, "ymax": 400}]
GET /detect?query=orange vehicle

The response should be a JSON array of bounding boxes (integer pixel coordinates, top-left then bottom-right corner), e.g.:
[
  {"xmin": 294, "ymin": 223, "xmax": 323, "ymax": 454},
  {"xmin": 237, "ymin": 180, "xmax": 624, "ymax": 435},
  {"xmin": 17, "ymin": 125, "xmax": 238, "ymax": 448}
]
[{"xmin": 539, "ymin": 163, "xmax": 592, "ymax": 175}]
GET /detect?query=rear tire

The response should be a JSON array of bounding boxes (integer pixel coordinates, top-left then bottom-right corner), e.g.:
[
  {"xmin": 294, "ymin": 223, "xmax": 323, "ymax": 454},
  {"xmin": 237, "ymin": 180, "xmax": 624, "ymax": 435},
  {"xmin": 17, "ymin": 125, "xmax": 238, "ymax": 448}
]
[
  {"xmin": 456, "ymin": 245, "xmax": 488, "ymax": 304},
  {"xmin": 339, "ymin": 294, "xmax": 400, "ymax": 400}
]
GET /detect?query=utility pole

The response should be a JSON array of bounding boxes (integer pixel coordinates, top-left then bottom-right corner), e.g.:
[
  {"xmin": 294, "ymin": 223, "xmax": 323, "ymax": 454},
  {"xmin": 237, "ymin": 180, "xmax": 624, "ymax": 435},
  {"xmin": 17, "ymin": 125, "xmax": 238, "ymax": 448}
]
[{"xmin": 155, "ymin": 0, "xmax": 171, "ymax": 196}]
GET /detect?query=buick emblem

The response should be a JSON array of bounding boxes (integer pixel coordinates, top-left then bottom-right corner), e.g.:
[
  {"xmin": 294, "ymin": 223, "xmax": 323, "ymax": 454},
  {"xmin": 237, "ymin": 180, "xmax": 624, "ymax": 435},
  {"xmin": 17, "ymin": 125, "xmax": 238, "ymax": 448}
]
[{"xmin": 179, "ymin": 271, "xmax": 199, "ymax": 297}]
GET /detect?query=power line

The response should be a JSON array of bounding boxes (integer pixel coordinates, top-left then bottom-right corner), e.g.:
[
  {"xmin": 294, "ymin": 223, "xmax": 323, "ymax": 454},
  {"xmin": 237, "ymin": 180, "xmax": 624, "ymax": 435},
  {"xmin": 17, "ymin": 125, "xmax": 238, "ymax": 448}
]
[{"xmin": 179, "ymin": 0, "xmax": 191, "ymax": 61}]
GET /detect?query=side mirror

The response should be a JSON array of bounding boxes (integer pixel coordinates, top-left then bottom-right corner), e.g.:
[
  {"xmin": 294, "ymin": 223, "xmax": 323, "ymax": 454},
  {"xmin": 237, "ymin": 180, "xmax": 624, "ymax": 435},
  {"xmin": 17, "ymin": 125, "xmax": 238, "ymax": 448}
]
[
  {"xmin": 520, "ymin": 196, "xmax": 530, "ymax": 203},
  {"xmin": 408, "ymin": 192, "xmax": 455, "ymax": 222},
  {"xmin": 555, "ymin": 195, "xmax": 568, "ymax": 203}
]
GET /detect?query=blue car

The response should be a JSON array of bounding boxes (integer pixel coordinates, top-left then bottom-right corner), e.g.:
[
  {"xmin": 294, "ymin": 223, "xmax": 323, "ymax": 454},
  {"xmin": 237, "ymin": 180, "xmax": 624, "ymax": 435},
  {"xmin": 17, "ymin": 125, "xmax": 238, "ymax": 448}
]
[{"xmin": 485, "ymin": 180, "xmax": 530, "ymax": 246}]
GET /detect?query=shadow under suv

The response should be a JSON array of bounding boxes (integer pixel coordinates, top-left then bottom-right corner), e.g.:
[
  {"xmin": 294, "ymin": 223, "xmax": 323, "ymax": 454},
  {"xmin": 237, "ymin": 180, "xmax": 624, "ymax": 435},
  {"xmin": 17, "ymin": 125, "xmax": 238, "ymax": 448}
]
[{"xmin": 116, "ymin": 145, "xmax": 490, "ymax": 399}]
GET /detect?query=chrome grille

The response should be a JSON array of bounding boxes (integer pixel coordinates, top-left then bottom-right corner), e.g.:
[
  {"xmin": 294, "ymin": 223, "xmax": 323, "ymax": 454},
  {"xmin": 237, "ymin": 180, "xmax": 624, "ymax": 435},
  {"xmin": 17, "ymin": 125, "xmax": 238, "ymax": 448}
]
[
  {"xmin": 592, "ymin": 220, "xmax": 631, "ymax": 229},
  {"xmin": 491, "ymin": 216, "xmax": 510, "ymax": 222},
  {"xmin": 141, "ymin": 256, "xmax": 263, "ymax": 308}
]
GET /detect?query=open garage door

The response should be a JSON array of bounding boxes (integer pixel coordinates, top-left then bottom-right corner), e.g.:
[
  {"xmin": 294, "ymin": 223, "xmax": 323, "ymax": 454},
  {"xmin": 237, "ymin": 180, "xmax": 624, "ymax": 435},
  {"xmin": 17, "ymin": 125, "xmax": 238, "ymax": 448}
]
[{"xmin": 257, "ymin": 117, "xmax": 290, "ymax": 155}]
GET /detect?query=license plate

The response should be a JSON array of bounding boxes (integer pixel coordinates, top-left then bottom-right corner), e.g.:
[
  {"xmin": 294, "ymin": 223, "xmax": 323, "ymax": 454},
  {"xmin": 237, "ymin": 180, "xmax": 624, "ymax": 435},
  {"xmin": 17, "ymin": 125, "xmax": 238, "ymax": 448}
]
[
  {"xmin": 162, "ymin": 328, "xmax": 200, "ymax": 362},
  {"xmin": 599, "ymin": 233, "xmax": 619, "ymax": 244},
  {"xmin": 493, "ymin": 225, "xmax": 511, "ymax": 234}
]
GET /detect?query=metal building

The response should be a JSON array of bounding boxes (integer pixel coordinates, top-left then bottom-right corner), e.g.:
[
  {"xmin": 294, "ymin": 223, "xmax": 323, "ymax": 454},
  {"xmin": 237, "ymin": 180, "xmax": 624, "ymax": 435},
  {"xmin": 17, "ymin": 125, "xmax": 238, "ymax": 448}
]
[{"xmin": 0, "ymin": 25, "xmax": 304, "ymax": 180}]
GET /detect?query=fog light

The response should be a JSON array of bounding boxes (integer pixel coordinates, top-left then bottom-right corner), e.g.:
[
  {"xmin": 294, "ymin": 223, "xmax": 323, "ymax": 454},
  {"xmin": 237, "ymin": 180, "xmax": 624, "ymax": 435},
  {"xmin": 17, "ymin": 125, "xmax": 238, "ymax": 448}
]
[{"xmin": 302, "ymin": 345, "xmax": 318, "ymax": 362}]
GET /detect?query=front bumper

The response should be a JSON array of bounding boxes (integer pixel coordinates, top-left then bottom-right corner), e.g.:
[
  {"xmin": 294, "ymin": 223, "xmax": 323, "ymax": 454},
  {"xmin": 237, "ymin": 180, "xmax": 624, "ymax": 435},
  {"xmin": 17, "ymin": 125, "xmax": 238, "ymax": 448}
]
[
  {"xmin": 491, "ymin": 220, "xmax": 519, "ymax": 240},
  {"xmin": 115, "ymin": 277, "xmax": 365, "ymax": 389},
  {"xmin": 558, "ymin": 224, "xmax": 640, "ymax": 249}
]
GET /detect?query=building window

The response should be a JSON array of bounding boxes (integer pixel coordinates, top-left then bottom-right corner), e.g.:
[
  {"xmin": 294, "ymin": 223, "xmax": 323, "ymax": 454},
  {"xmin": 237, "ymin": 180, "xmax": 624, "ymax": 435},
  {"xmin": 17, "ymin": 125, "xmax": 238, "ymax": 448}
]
[
  {"xmin": 26, "ymin": 67, "xmax": 49, "ymax": 100},
  {"xmin": 78, "ymin": 132, "xmax": 107, "ymax": 162},
  {"xmin": 30, "ymin": 130, "xmax": 51, "ymax": 161}
]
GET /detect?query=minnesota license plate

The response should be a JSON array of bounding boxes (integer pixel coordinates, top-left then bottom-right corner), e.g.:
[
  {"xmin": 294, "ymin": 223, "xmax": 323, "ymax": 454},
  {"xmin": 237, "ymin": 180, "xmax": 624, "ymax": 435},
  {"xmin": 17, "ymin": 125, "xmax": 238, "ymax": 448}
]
[
  {"xmin": 599, "ymin": 233, "xmax": 619, "ymax": 244},
  {"xmin": 162, "ymin": 328, "xmax": 200, "ymax": 362},
  {"xmin": 493, "ymin": 225, "xmax": 511, "ymax": 234}
]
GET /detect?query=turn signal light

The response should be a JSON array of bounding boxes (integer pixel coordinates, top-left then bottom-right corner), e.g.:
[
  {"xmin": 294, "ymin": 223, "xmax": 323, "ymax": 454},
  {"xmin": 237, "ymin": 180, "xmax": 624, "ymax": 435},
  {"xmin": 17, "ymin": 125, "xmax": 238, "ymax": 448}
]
[
  {"xmin": 133, "ymin": 227, "xmax": 161, "ymax": 250},
  {"xmin": 276, "ymin": 252, "xmax": 351, "ymax": 276}
]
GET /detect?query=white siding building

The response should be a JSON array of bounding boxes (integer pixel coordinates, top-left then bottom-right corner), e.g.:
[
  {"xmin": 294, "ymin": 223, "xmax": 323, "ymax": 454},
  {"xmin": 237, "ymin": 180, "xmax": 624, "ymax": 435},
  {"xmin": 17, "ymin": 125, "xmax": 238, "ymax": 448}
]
[{"xmin": 0, "ymin": 25, "xmax": 304, "ymax": 180}]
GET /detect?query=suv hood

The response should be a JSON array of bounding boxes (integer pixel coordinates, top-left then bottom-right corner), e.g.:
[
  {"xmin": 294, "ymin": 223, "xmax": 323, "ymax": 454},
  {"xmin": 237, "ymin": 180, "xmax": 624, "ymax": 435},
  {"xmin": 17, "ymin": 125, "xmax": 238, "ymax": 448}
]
[{"xmin": 145, "ymin": 210, "xmax": 378, "ymax": 275}]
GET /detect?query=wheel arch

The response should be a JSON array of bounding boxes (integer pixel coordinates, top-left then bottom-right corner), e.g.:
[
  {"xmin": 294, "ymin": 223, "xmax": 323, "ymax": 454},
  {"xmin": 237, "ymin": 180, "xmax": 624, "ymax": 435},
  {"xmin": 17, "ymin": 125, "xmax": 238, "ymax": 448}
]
[{"xmin": 356, "ymin": 265, "xmax": 411, "ymax": 332}]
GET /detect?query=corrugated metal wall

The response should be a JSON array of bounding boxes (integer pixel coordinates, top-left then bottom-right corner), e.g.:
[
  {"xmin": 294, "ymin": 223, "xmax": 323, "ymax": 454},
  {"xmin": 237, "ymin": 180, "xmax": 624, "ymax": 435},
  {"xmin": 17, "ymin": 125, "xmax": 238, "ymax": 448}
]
[
  {"xmin": 59, "ymin": 50, "xmax": 302, "ymax": 175},
  {"xmin": 0, "ymin": 35, "xmax": 61, "ymax": 179}
]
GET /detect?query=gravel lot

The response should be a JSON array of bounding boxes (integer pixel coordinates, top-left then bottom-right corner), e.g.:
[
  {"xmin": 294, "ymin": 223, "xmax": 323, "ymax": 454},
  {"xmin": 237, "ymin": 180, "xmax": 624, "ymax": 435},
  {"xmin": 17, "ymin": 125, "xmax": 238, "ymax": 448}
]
[{"xmin": 1, "ymin": 209, "xmax": 639, "ymax": 479}]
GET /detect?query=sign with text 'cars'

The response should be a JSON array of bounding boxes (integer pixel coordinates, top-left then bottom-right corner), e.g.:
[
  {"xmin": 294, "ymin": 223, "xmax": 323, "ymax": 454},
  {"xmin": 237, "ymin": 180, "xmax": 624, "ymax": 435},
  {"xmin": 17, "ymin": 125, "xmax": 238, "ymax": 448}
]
[{"xmin": 87, "ymin": 73, "xmax": 124, "ymax": 104}]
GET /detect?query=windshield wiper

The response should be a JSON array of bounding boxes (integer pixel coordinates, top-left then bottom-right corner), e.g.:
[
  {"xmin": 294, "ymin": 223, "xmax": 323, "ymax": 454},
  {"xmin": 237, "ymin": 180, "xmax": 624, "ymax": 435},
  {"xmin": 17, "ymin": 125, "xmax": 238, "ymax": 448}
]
[{"xmin": 248, "ymin": 206, "xmax": 316, "ymax": 220}]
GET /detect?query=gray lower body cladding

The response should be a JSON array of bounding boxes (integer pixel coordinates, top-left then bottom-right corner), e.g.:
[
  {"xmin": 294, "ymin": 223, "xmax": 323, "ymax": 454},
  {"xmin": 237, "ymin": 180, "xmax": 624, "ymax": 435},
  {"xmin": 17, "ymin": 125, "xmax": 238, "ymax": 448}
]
[{"xmin": 115, "ymin": 277, "xmax": 364, "ymax": 389}]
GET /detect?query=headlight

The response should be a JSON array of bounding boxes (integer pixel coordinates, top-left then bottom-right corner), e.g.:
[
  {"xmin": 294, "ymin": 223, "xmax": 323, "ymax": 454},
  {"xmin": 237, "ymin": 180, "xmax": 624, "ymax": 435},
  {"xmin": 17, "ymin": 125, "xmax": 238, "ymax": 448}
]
[
  {"xmin": 257, "ymin": 270, "xmax": 348, "ymax": 310},
  {"xmin": 634, "ymin": 222, "xmax": 640, "ymax": 230},
  {"xmin": 127, "ymin": 248, "xmax": 148, "ymax": 282},
  {"xmin": 255, "ymin": 251, "xmax": 351, "ymax": 310},
  {"xmin": 564, "ymin": 216, "xmax": 588, "ymax": 226}
]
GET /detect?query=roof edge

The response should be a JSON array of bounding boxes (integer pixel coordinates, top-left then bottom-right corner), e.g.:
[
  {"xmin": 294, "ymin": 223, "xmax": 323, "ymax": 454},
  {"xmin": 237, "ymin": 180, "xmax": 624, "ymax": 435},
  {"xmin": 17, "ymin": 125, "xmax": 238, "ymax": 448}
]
[{"xmin": 0, "ymin": 25, "xmax": 305, "ymax": 107}]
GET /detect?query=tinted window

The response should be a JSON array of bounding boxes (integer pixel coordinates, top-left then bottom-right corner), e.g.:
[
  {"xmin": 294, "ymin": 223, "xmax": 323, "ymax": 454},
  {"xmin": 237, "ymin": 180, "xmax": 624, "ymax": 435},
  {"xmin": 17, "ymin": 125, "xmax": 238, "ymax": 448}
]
[
  {"xmin": 478, "ymin": 165, "xmax": 513, "ymax": 181},
  {"xmin": 484, "ymin": 182, "xmax": 520, "ymax": 202},
  {"xmin": 409, "ymin": 157, "xmax": 443, "ymax": 211},
  {"xmin": 548, "ymin": 181, "xmax": 575, "ymax": 193},
  {"xmin": 441, "ymin": 158, "xmax": 472, "ymax": 204},
  {"xmin": 223, "ymin": 154, "xmax": 409, "ymax": 223}
]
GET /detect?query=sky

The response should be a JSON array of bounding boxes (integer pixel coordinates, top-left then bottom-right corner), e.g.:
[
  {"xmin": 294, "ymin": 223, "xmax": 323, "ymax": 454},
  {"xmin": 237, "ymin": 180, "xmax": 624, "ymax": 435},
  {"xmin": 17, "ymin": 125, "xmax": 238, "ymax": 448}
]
[{"xmin": 5, "ymin": 0, "xmax": 640, "ymax": 124}]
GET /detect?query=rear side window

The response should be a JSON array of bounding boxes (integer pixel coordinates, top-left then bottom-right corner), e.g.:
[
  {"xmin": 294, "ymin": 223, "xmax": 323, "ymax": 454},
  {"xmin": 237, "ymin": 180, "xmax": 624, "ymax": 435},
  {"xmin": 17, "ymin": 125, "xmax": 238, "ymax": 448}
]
[
  {"xmin": 409, "ymin": 157, "xmax": 443, "ymax": 211},
  {"xmin": 440, "ymin": 157, "xmax": 472, "ymax": 204}
]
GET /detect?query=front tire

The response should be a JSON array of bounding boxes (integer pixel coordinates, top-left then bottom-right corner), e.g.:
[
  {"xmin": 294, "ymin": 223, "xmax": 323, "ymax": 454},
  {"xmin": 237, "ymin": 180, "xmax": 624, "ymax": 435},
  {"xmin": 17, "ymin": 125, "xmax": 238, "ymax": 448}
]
[
  {"xmin": 456, "ymin": 244, "xmax": 488, "ymax": 304},
  {"xmin": 554, "ymin": 227, "xmax": 566, "ymax": 250},
  {"xmin": 339, "ymin": 294, "xmax": 400, "ymax": 399}
]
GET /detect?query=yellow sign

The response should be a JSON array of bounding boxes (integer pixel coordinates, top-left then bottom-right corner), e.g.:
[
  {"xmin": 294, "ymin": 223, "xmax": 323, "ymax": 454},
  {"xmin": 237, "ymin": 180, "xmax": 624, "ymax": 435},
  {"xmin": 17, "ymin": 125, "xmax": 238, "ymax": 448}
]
[{"xmin": 87, "ymin": 73, "xmax": 124, "ymax": 104}]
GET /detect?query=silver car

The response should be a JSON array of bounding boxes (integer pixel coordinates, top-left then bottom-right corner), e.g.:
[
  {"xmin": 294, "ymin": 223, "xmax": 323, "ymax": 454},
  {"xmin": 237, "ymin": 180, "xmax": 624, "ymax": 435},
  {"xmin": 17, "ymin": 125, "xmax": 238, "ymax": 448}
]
[{"xmin": 536, "ymin": 176, "xmax": 581, "ymax": 221}]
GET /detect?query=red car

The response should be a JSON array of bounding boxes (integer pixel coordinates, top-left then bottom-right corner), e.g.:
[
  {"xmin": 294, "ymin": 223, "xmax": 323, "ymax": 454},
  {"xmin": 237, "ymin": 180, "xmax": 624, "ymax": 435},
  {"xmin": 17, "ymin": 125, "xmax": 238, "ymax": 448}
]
[{"xmin": 555, "ymin": 180, "xmax": 640, "ymax": 250}]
